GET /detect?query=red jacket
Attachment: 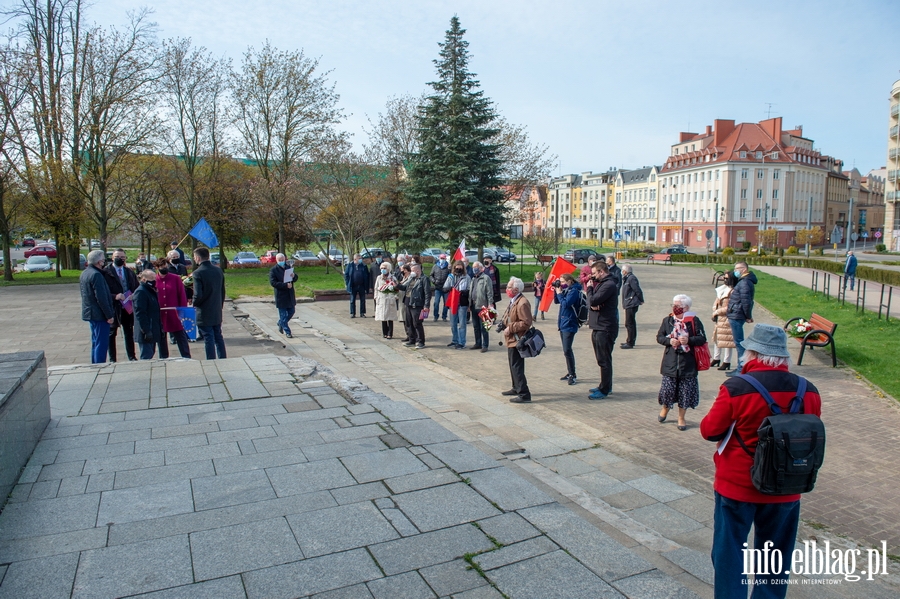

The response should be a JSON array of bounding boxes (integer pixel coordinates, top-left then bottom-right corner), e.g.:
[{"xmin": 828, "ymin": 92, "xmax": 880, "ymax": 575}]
[
  {"xmin": 700, "ymin": 360, "xmax": 822, "ymax": 503},
  {"xmin": 156, "ymin": 272, "xmax": 188, "ymax": 333}
]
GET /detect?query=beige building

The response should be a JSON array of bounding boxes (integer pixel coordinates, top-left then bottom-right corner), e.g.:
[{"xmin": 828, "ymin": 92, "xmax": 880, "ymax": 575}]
[
  {"xmin": 548, "ymin": 171, "xmax": 615, "ymax": 246},
  {"xmin": 613, "ymin": 166, "xmax": 661, "ymax": 245},
  {"xmin": 660, "ymin": 117, "xmax": 827, "ymax": 251},
  {"xmin": 887, "ymin": 79, "xmax": 900, "ymax": 251}
]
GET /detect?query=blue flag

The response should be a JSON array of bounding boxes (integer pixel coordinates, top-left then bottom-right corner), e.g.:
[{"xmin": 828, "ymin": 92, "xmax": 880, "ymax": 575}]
[
  {"xmin": 188, "ymin": 218, "xmax": 219, "ymax": 249},
  {"xmin": 176, "ymin": 307, "xmax": 197, "ymax": 340}
]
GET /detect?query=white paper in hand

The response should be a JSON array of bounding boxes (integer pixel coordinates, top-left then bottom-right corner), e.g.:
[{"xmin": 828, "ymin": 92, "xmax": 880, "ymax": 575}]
[{"xmin": 283, "ymin": 267, "xmax": 294, "ymax": 284}]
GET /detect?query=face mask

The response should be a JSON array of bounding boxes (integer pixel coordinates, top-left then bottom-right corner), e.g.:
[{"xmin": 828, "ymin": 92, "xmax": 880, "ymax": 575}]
[
  {"xmin": 560, "ymin": 283, "xmax": 568, "ymax": 289},
  {"xmin": 672, "ymin": 305, "xmax": 685, "ymax": 316},
  {"xmin": 473, "ymin": 269, "xmax": 482, "ymax": 276},
  {"xmin": 380, "ymin": 268, "xmax": 388, "ymax": 274},
  {"xmin": 277, "ymin": 260, "xmax": 285, "ymax": 267},
  {"xmin": 158, "ymin": 267, "xmax": 169, "ymax": 275},
  {"xmin": 733, "ymin": 269, "xmax": 741, "ymax": 278},
  {"xmin": 409, "ymin": 271, "xmax": 417, "ymax": 278},
  {"xmin": 144, "ymin": 280, "xmax": 155, "ymax": 288},
  {"xmin": 506, "ymin": 288, "xmax": 517, "ymax": 299},
  {"xmin": 113, "ymin": 258, "xmax": 125, "ymax": 267},
  {"xmin": 454, "ymin": 268, "xmax": 463, "ymax": 274},
  {"xmin": 356, "ymin": 259, "xmax": 362, "ymax": 265},
  {"xmin": 398, "ymin": 261, "xmax": 405, "ymax": 267}
]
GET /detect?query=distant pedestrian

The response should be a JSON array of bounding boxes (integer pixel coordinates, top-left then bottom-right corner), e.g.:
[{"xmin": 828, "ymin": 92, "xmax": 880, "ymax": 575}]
[
  {"xmin": 345, "ymin": 253, "xmax": 370, "ymax": 318},
  {"xmin": 192, "ymin": 247, "xmax": 227, "ymax": 360},
  {"xmin": 429, "ymin": 253, "xmax": 451, "ymax": 321},
  {"xmin": 169, "ymin": 241, "xmax": 185, "ymax": 265},
  {"xmin": 155, "ymin": 259, "xmax": 191, "ymax": 358},
  {"xmin": 396, "ymin": 264, "xmax": 413, "ymax": 342},
  {"xmin": 586, "ymin": 260, "xmax": 618, "ymax": 400},
  {"xmin": 269, "ymin": 253, "xmax": 297, "ymax": 338},
  {"xmin": 579, "ymin": 254, "xmax": 599, "ymax": 288},
  {"xmin": 620, "ymin": 264, "xmax": 643, "ymax": 349},
  {"xmin": 135, "ymin": 252, "xmax": 153, "ymax": 272},
  {"xmin": 483, "ymin": 256, "xmax": 501, "ymax": 304},
  {"xmin": 701, "ymin": 324, "xmax": 822, "ymax": 598},
  {"xmin": 725, "ymin": 262, "xmax": 757, "ymax": 375},
  {"xmin": 469, "ymin": 261, "xmax": 494, "ymax": 352},
  {"xmin": 374, "ymin": 261, "xmax": 398, "ymax": 339},
  {"xmin": 605, "ymin": 255, "xmax": 622, "ymax": 293},
  {"xmin": 532, "ymin": 271, "xmax": 546, "ymax": 320},
  {"xmin": 79, "ymin": 250, "xmax": 115, "ymax": 364},
  {"xmin": 710, "ymin": 273, "xmax": 736, "ymax": 371},
  {"xmin": 133, "ymin": 270, "xmax": 166, "ymax": 360},
  {"xmin": 843, "ymin": 250, "xmax": 857, "ymax": 291},
  {"xmin": 105, "ymin": 248, "xmax": 139, "ymax": 362},
  {"xmin": 553, "ymin": 273, "xmax": 581, "ymax": 384},
  {"xmin": 500, "ymin": 277, "xmax": 533, "ymax": 403},
  {"xmin": 656, "ymin": 294, "xmax": 706, "ymax": 430},
  {"xmin": 444, "ymin": 260, "xmax": 471, "ymax": 349},
  {"xmin": 397, "ymin": 263, "xmax": 432, "ymax": 349}
]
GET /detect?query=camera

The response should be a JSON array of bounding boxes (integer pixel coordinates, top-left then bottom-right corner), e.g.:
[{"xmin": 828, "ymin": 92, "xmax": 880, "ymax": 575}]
[
  {"xmin": 495, "ymin": 322, "xmax": 507, "ymax": 333},
  {"xmin": 552, "ymin": 279, "xmax": 562, "ymax": 288}
]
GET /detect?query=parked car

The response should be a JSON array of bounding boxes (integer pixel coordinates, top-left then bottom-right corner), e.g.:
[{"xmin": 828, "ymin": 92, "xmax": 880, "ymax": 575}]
[
  {"xmin": 463, "ymin": 249, "xmax": 497, "ymax": 263},
  {"xmin": 24, "ymin": 244, "xmax": 58, "ymax": 259},
  {"xmin": 210, "ymin": 252, "xmax": 229, "ymax": 266},
  {"xmin": 317, "ymin": 248, "xmax": 346, "ymax": 263},
  {"xmin": 89, "ymin": 239, "xmax": 101, "ymax": 249},
  {"xmin": 231, "ymin": 251, "xmax": 261, "ymax": 266},
  {"xmin": 419, "ymin": 248, "xmax": 447, "ymax": 260},
  {"xmin": 21, "ymin": 237, "xmax": 36, "ymax": 247},
  {"xmin": 360, "ymin": 248, "xmax": 393, "ymax": 261},
  {"xmin": 292, "ymin": 250, "xmax": 319, "ymax": 263},
  {"xmin": 489, "ymin": 246, "xmax": 517, "ymax": 262},
  {"xmin": 563, "ymin": 248, "xmax": 602, "ymax": 264},
  {"xmin": 22, "ymin": 255, "xmax": 53, "ymax": 272},
  {"xmin": 662, "ymin": 246, "xmax": 690, "ymax": 255},
  {"xmin": 260, "ymin": 250, "xmax": 279, "ymax": 264},
  {"xmin": 79, "ymin": 254, "xmax": 87, "ymax": 270}
]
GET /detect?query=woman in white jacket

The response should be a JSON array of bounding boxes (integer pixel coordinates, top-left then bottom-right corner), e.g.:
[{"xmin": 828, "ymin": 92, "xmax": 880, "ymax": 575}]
[{"xmin": 374, "ymin": 262, "xmax": 399, "ymax": 338}]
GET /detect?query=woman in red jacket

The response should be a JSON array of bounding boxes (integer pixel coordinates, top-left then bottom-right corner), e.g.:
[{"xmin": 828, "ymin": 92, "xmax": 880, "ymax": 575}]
[{"xmin": 155, "ymin": 259, "xmax": 191, "ymax": 358}]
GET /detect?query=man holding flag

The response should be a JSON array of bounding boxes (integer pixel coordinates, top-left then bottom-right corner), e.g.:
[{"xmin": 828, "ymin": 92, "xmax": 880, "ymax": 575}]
[{"xmin": 443, "ymin": 259, "xmax": 471, "ymax": 349}]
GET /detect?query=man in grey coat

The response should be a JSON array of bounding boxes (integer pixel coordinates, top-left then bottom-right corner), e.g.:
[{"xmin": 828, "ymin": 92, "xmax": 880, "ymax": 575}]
[
  {"xmin": 80, "ymin": 250, "xmax": 115, "ymax": 364},
  {"xmin": 192, "ymin": 247, "xmax": 227, "ymax": 360}
]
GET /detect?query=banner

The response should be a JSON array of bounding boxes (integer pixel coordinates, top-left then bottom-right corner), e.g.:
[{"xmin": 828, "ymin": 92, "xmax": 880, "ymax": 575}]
[
  {"xmin": 187, "ymin": 218, "xmax": 219, "ymax": 249},
  {"xmin": 452, "ymin": 239, "xmax": 466, "ymax": 263},
  {"xmin": 539, "ymin": 257, "xmax": 577, "ymax": 312},
  {"xmin": 176, "ymin": 307, "xmax": 198, "ymax": 340}
]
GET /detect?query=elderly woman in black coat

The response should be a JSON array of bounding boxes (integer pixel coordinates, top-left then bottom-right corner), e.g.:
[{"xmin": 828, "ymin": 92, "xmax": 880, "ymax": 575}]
[{"xmin": 656, "ymin": 294, "xmax": 706, "ymax": 431}]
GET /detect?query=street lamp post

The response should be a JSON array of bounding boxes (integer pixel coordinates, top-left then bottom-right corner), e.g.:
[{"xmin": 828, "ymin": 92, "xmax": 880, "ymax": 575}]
[
  {"xmin": 680, "ymin": 207, "xmax": 685, "ymax": 245},
  {"xmin": 714, "ymin": 196, "xmax": 719, "ymax": 253},
  {"xmin": 755, "ymin": 151, "xmax": 780, "ymax": 254}
]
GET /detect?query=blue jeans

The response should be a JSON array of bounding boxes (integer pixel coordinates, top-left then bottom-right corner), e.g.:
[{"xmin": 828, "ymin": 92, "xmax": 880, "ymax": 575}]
[
  {"xmin": 349, "ymin": 288, "xmax": 366, "ymax": 316},
  {"xmin": 712, "ymin": 492, "xmax": 800, "ymax": 599},
  {"xmin": 730, "ymin": 319, "xmax": 746, "ymax": 367},
  {"xmin": 89, "ymin": 320, "xmax": 110, "ymax": 364},
  {"xmin": 560, "ymin": 330, "xmax": 576, "ymax": 377},
  {"xmin": 844, "ymin": 274, "xmax": 855, "ymax": 291},
  {"xmin": 199, "ymin": 325, "xmax": 226, "ymax": 360},
  {"xmin": 533, "ymin": 298, "xmax": 543, "ymax": 318},
  {"xmin": 450, "ymin": 306, "xmax": 468, "ymax": 346},
  {"xmin": 278, "ymin": 306, "xmax": 296, "ymax": 334},
  {"xmin": 138, "ymin": 338, "xmax": 168, "ymax": 360},
  {"xmin": 432, "ymin": 289, "xmax": 449, "ymax": 320}
]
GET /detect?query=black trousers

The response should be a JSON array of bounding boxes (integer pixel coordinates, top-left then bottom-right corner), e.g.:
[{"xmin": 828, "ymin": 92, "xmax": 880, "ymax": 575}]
[
  {"xmin": 507, "ymin": 347, "xmax": 530, "ymax": 399},
  {"xmin": 624, "ymin": 307, "xmax": 638, "ymax": 346},
  {"xmin": 169, "ymin": 329, "xmax": 191, "ymax": 358},
  {"xmin": 109, "ymin": 310, "xmax": 136, "ymax": 362},
  {"xmin": 591, "ymin": 328, "xmax": 617, "ymax": 395},
  {"xmin": 381, "ymin": 320, "xmax": 394, "ymax": 337},
  {"xmin": 406, "ymin": 307, "xmax": 425, "ymax": 344}
]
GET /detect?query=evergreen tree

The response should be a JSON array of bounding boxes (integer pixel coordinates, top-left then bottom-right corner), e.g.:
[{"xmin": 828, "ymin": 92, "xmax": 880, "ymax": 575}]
[{"xmin": 403, "ymin": 17, "xmax": 507, "ymax": 249}]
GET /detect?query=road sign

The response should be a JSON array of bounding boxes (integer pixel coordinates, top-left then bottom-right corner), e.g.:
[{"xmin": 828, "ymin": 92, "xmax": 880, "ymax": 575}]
[
  {"xmin": 862, "ymin": 231, "xmax": 869, "ymax": 239},
  {"xmin": 705, "ymin": 229, "xmax": 713, "ymax": 240},
  {"xmin": 571, "ymin": 228, "xmax": 577, "ymax": 236},
  {"xmin": 830, "ymin": 225, "xmax": 842, "ymax": 245},
  {"xmin": 613, "ymin": 232, "xmax": 621, "ymax": 242},
  {"xmin": 851, "ymin": 233, "xmax": 859, "ymax": 242},
  {"xmin": 875, "ymin": 231, "xmax": 882, "ymax": 239}
]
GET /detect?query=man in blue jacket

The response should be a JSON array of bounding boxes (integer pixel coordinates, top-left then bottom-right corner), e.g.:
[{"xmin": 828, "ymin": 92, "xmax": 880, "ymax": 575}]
[
  {"xmin": 345, "ymin": 253, "xmax": 370, "ymax": 318},
  {"xmin": 80, "ymin": 250, "xmax": 115, "ymax": 364},
  {"xmin": 843, "ymin": 250, "xmax": 857, "ymax": 291},
  {"xmin": 725, "ymin": 262, "xmax": 757, "ymax": 376}
]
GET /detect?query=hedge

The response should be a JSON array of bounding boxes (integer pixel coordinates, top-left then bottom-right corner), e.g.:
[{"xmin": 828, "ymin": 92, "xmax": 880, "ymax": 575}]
[{"xmin": 669, "ymin": 254, "xmax": 900, "ymax": 287}]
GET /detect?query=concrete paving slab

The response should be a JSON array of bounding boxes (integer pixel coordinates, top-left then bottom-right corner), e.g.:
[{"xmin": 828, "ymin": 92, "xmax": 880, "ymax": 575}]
[
  {"xmin": 37, "ymin": 460, "xmax": 86, "ymax": 481},
  {"xmin": 390, "ymin": 418, "xmax": 460, "ymax": 445},
  {"xmin": 569, "ymin": 470, "xmax": 633, "ymax": 498},
  {"xmin": 97, "ymin": 480, "xmax": 194, "ymax": 525},
  {"xmin": 627, "ymin": 475, "xmax": 695, "ymax": 503},
  {"xmin": 628, "ymin": 503, "xmax": 706, "ymax": 537},
  {"xmin": 190, "ymin": 517, "xmax": 303, "ymax": 581},
  {"xmin": 486, "ymin": 550, "xmax": 624, "ymax": 599},
  {"xmin": 424, "ymin": 440, "xmax": 499, "ymax": 473},
  {"xmin": 0, "ymin": 493, "xmax": 100, "ymax": 541},
  {"xmin": 112, "ymin": 459, "xmax": 215, "ymax": 490},
  {"xmin": 301, "ymin": 438, "xmax": 387, "ymax": 461},
  {"xmin": 366, "ymin": 570, "xmax": 436, "ymax": 599},
  {"xmin": 611, "ymin": 569, "xmax": 701, "ymax": 599},
  {"xmin": 369, "ymin": 524, "xmax": 494, "ymax": 576},
  {"xmin": 466, "ymin": 466, "xmax": 554, "ymax": 511},
  {"xmin": 340, "ymin": 447, "xmax": 429, "ymax": 484},
  {"xmin": 663, "ymin": 546, "xmax": 716, "ymax": 586},
  {"xmin": 266, "ymin": 458, "xmax": 356, "ymax": 496},
  {"xmin": 57, "ymin": 475, "xmax": 89, "ymax": 497},
  {"xmin": 288, "ymin": 501, "xmax": 399, "ymax": 557},
  {"xmin": 419, "ymin": 558, "xmax": 489, "ymax": 597},
  {"xmin": 393, "ymin": 483, "xmax": 501, "ymax": 532},
  {"xmin": 383, "ymin": 468, "xmax": 459, "ymax": 494},
  {"xmin": 475, "ymin": 535, "xmax": 560, "ymax": 571},
  {"xmin": 213, "ymin": 447, "xmax": 308, "ymax": 475},
  {"xmin": 241, "ymin": 548, "xmax": 383, "ymax": 599},
  {"xmin": 0, "ymin": 552, "xmax": 79, "ymax": 599},
  {"xmin": 125, "ymin": 575, "xmax": 247, "ymax": 599},
  {"xmin": 310, "ymin": 583, "xmax": 374, "ymax": 599},
  {"xmin": 475, "ymin": 512, "xmax": 543, "ymax": 546},
  {"xmin": 329, "ymin": 481, "xmax": 391, "ymax": 505},
  {"xmin": 191, "ymin": 469, "xmax": 277, "ymax": 510}
]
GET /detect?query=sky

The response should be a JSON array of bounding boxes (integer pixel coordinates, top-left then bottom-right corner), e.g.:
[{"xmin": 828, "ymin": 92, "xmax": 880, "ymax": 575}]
[{"xmin": 93, "ymin": 0, "xmax": 900, "ymax": 176}]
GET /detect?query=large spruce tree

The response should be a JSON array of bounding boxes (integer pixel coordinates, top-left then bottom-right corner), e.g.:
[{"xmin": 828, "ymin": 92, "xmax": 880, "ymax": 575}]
[{"xmin": 403, "ymin": 17, "xmax": 507, "ymax": 249}]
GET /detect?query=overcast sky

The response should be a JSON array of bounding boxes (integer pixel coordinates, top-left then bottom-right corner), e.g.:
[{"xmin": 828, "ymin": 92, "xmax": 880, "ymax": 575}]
[{"xmin": 95, "ymin": 0, "xmax": 899, "ymax": 176}]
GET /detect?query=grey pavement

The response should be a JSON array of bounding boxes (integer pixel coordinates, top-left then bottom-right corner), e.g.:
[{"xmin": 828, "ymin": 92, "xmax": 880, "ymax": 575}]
[{"xmin": 2, "ymin": 264, "xmax": 900, "ymax": 597}]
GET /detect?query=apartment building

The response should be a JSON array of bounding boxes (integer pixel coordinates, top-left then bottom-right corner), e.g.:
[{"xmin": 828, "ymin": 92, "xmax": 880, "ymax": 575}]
[
  {"xmin": 659, "ymin": 117, "xmax": 827, "ymax": 250},
  {"xmin": 887, "ymin": 79, "xmax": 900, "ymax": 251},
  {"xmin": 613, "ymin": 166, "xmax": 660, "ymax": 244}
]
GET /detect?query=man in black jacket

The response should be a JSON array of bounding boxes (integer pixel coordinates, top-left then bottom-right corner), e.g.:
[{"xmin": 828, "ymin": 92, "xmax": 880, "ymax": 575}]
[
  {"xmin": 269, "ymin": 253, "xmax": 298, "ymax": 338},
  {"xmin": 105, "ymin": 248, "xmax": 139, "ymax": 362},
  {"xmin": 192, "ymin": 247, "xmax": 227, "ymax": 360},
  {"xmin": 345, "ymin": 253, "xmax": 370, "ymax": 318},
  {"xmin": 620, "ymin": 264, "xmax": 644, "ymax": 349},
  {"xmin": 586, "ymin": 261, "xmax": 618, "ymax": 400},
  {"xmin": 725, "ymin": 261, "xmax": 757, "ymax": 376},
  {"xmin": 398, "ymin": 264, "xmax": 432, "ymax": 349},
  {"xmin": 80, "ymin": 250, "xmax": 115, "ymax": 364},
  {"xmin": 429, "ymin": 254, "xmax": 451, "ymax": 321}
]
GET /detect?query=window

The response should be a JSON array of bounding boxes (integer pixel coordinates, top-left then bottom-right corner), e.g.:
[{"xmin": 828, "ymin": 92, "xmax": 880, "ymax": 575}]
[
  {"xmin": 771, "ymin": 152, "xmax": 779, "ymax": 160},
  {"xmin": 771, "ymin": 209, "xmax": 777, "ymax": 218},
  {"xmin": 773, "ymin": 169, "xmax": 780, "ymax": 180},
  {"xmin": 701, "ymin": 191, "xmax": 705, "ymax": 200},
  {"xmin": 757, "ymin": 169, "xmax": 764, "ymax": 179},
  {"xmin": 740, "ymin": 208, "xmax": 747, "ymax": 218},
  {"xmin": 694, "ymin": 173, "xmax": 698, "ymax": 182},
  {"xmin": 757, "ymin": 189, "xmax": 763, "ymax": 199},
  {"xmin": 740, "ymin": 151, "xmax": 747, "ymax": 159},
  {"xmin": 694, "ymin": 192, "xmax": 698, "ymax": 201},
  {"xmin": 701, "ymin": 172, "xmax": 705, "ymax": 182},
  {"xmin": 691, "ymin": 144, "xmax": 696, "ymax": 151},
  {"xmin": 772, "ymin": 189, "xmax": 778, "ymax": 199},
  {"xmin": 716, "ymin": 170, "xmax": 720, "ymax": 180},
  {"xmin": 741, "ymin": 169, "xmax": 749, "ymax": 179},
  {"xmin": 755, "ymin": 208, "xmax": 762, "ymax": 218},
  {"xmin": 741, "ymin": 189, "xmax": 747, "ymax": 199},
  {"xmin": 756, "ymin": 151, "xmax": 763, "ymax": 159}
]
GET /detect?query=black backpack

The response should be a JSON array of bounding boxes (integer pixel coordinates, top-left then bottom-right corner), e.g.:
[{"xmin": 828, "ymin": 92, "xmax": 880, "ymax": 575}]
[
  {"xmin": 573, "ymin": 291, "xmax": 589, "ymax": 327},
  {"xmin": 734, "ymin": 374, "xmax": 825, "ymax": 495}
]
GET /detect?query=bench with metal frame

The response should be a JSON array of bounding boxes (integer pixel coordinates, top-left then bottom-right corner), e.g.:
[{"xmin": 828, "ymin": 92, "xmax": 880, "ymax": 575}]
[
  {"xmin": 784, "ymin": 313, "xmax": 838, "ymax": 367},
  {"xmin": 646, "ymin": 253, "xmax": 672, "ymax": 265}
]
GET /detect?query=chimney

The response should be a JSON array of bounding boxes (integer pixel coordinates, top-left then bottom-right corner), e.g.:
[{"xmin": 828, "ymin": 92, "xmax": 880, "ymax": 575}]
[
  {"xmin": 713, "ymin": 120, "xmax": 735, "ymax": 146},
  {"xmin": 759, "ymin": 117, "xmax": 782, "ymax": 142},
  {"xmin": 705, "ymin": 125, "xmax": 712, "ymax": 136}
]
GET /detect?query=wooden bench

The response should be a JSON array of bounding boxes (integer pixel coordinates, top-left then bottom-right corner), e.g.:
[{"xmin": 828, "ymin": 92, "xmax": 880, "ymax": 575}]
[
  {"xmin": 784, "ymin": 313, "xmax": 838, "ymax": 367},
  {"xmin": 647, "ymin": 253, "xmax": 672, "ymax": 265},
  {"xmin": 536, "ymin": 255, "xmax": 555, "ymax": 267}
]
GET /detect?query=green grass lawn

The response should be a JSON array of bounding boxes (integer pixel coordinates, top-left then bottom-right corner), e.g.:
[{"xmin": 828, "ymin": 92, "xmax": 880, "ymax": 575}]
[
  {"xmin": 0, "ymin": 270, "xmax": 82, "ymax": 286},
  {"xmin": 750, "ymin": 269, "xmax": 899, "ymax": 401}
]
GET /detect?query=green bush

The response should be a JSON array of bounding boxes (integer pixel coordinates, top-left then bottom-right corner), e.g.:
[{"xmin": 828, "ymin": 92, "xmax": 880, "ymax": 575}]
[
  {"xmin": 722, "ymin": 246, "xmax": 735, "ymax": 257},
  {"xmin": 876, "ymin": 243, "xmax": 886, "ymax": 253},
  {"xmin": 742, "ymin": 241, "xmax": 752, "ymax": 251},
  {"xmin": 814, "ymin": 248, "xmax": 824, "ymax": 256},
  {"xmin": 786, "ymin": 246, "xmax": 799, "ymax": 255}
]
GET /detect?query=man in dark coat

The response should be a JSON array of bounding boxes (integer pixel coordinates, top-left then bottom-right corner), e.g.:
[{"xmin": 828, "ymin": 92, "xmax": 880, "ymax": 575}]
[
  {"xmin": 586, "ymin": 261, "xmax": 618, "ymax": 400},
  {"xmin": 269, "ymin": 253, "xmax": 298, "ymax": 338},
  {"xmin": 620, "ymin": 264, "xmax": 644, "ymax": 349},
  {"xmin": 170, "ymin": 241, "xmax": 186, "ymax": 265},
  {"xmin": 80, "ymin": 250, "xmax": 115, "ymax": 364},
  {"xmin": 133, "ymin": 270, "xmax": 166, "ymax": 360},
  {"xmin": 605, "ymin": 255, "xmax": 623, "ymax": 293},
  {"xmin": 344, "ymin": 253, "xmax": 370, "ymax": 318},
  {"xmin": 192, "ymin": 247, "xmax": 227, "ymax": 360},
  {"xmin": 429, "ymin": 253, "xmax": 451, "ymax": 321},
  {"xmin": 725, "ymin": 261, "xmax": 757, "ymax": 375},
  {"xmin": 105, "ymin": 248, "xmax": 139, "ymax": 362},
  {"xmin": 482, "ymin": 256, "xmax": 502, "ymax": 304}
]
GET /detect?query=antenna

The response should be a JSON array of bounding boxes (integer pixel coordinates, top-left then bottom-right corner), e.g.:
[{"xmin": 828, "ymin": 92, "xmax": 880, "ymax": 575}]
[{"xmin": 765, "ymin": 103, "xmax": 776, "ymax": 119}]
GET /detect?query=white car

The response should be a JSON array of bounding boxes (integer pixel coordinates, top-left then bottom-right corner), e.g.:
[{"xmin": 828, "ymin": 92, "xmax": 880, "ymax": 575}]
[
  {"xmin": 22, "ymin": 255, "xmax": 53, "ymax": 272},
  {"xmin": 292, "ymin": 250, "xmax": 319, "ymax": 263},
  {"xmin": 317, "ymin": 248, "xmax": 346, "ymax": 263}
]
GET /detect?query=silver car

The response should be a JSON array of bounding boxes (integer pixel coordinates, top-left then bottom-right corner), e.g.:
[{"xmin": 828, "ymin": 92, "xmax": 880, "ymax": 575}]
[
  {"xmin": 292, "ymin": 250, "xmax": 319, "ymax": 263},
  {"xmin": 22, "ymin": 255, "xmax": 53, "ymax": 272}
]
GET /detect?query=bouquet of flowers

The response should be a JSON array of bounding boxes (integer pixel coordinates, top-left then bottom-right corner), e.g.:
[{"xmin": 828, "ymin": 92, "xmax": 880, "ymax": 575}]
[
  {"xmin": 787, "ymin": 319, "xmax": 816, "ymax": 339},
  {"xmin": 478, "ymin": 306, "xmax": 498, "ymax": 331},
  {"xmin": 181, "ymin": 275, "xmax": 193, "ymax": 288},
  {"xmin": 377, "ymin": 277, "xmax": 398, "ymax": 294}
]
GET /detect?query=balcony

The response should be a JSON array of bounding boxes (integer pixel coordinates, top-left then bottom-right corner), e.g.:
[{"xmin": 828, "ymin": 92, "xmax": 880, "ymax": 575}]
[
  {"xmin": 887, "ymin": 191, "xmax": 899, "ymax": 202},
  {"xmin": 890, "ymin": 148, "xmax": 900, "ymax": 161},
  {"xmin": 889, "ymin": 169, "xmax": 900, "ymax": 182},
  {"xmin": 893, "ymin": 104, "xmax": 900, "ymax": 118},
  {"xmin": 892, "ymin": 125, "xmax": 900, "ymax": 139}
]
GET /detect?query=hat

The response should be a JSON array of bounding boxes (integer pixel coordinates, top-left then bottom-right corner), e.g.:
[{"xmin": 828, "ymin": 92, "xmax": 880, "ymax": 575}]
[
  {"xmin": 740, "ymin": 324, "xmax": 790, "ymax": 358},
  {"xmin": 439, "ymin": 253, "xmax": 447, "ymax": 259},
  {"xmin": 170, "ymin": 241, "xmax": 178, "ymax": 246}
]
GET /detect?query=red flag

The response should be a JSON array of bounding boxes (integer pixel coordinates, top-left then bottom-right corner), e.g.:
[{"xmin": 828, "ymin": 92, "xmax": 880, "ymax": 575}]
[
  {"xmin": 447, "ymin": 287, "xmax": 460, "ymax": 315},
  {"xmin": 539, "ymin": 257, "xmax": 577, "ymax": 312},
  {"xmin": 452, "ymin": 239, "xmax": 466, "ymax": 263}
]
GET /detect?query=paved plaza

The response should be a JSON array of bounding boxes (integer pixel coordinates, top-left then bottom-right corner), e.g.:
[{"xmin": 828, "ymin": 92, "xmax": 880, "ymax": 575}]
[{"xmin": 1, "ymin": 263, "xmax": 899, "ymax": 597}]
